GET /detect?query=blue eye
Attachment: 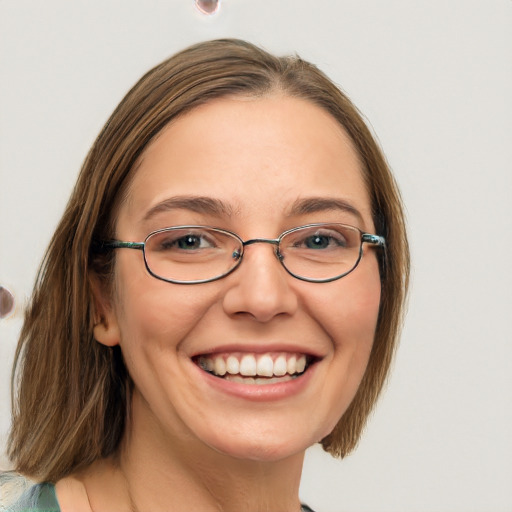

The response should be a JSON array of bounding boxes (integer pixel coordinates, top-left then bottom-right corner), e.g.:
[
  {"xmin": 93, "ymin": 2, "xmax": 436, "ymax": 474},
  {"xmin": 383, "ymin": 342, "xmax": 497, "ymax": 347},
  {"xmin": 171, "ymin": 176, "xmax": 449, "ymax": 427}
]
[
  {"xmin": 304, "ymin": 235, "xmax": 330, "ymax": 249},
  {"xmin": 298, "ymin": 232, "xmax": 348, "ymax": 250},
  {"xmin": 155, "ymin": 231, "xmax": 216, "ymax": 251},
  {"xmin": 175, "ymin": 235, "xmax": 204, "ymax": 250}
]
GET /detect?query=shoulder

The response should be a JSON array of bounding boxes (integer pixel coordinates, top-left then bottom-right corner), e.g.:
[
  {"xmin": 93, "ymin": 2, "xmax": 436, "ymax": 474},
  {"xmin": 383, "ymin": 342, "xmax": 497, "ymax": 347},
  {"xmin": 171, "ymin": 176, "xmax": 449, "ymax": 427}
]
[{"xmin": 0, "ymin": 473, "xmax": 59, "ymax": 512}]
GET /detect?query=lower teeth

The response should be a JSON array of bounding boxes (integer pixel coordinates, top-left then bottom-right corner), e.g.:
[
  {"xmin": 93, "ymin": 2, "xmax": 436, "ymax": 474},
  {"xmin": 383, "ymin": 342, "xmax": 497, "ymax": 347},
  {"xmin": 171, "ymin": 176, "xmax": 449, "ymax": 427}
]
[{"xmin": 223, "ymin": 374, "xmax": 297, "ymax": 385}]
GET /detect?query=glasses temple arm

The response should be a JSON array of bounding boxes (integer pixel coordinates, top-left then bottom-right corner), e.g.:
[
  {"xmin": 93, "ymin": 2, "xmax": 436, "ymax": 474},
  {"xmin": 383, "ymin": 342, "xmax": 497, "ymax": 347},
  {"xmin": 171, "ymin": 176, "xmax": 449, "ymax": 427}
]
[
  {"xmin": 361, "ymin": 233, "xmax": 386, "ymax": 247},
  {"xmin": 92, "ymin": 240, "xmax": 145, "ymax": 252}
]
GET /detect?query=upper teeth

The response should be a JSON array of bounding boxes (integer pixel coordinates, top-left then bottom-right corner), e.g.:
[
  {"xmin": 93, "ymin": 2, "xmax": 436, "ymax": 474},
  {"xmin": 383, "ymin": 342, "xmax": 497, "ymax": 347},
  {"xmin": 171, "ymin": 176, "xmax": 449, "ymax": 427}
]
[{"xmin": 198, "ymin": 353, "xmax": 307, "ymax": 377}]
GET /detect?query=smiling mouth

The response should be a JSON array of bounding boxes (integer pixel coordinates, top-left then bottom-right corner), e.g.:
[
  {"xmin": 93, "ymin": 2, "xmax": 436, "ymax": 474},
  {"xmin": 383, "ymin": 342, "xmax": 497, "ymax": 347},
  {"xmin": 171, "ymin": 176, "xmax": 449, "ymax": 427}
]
[{"xmin": 194, "ymin": 352, "xmax": 314, "ymax": 385}]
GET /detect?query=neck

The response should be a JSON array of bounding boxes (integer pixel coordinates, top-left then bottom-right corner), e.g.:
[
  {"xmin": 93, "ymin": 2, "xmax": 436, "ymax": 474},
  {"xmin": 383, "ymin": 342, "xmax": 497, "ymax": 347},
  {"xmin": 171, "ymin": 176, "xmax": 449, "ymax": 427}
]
[
  {"xmin": 116, "ymin": 393, "xmax": 305, "ymax": 512},
  {"xmin": 122, "ymin": 452, "xmax": 304, "ymax": 512}
]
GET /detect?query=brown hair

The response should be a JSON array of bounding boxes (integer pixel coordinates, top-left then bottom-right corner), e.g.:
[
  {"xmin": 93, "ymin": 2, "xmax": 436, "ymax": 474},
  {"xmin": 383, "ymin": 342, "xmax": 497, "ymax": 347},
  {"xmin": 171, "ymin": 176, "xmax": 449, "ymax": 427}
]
[{"xmin": 8, "ymin": 38, "xmax": 409, "ymax": 482}]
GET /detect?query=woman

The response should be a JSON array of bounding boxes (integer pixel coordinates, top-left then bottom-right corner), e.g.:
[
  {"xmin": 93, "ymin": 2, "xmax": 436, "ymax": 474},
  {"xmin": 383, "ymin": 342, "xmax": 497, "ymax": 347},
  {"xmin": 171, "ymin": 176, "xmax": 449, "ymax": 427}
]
[{"xmin": 5, "ymin": 39, "xmax": 409, "ymax": 511}]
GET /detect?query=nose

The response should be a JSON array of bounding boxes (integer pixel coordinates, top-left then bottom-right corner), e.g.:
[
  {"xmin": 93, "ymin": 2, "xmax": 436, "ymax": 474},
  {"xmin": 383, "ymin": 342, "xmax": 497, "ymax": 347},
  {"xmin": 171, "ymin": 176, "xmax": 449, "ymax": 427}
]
[{"xmin": 222, "ymin": 242, "xmax": 298, "ymax": 323}]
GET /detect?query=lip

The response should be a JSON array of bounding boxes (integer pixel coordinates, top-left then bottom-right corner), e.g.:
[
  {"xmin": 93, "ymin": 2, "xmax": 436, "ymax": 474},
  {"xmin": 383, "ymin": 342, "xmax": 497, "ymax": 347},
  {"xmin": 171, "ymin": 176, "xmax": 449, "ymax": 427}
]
[
  {"xmin": 190, "ymin": 343, "xmax": 324, "ymax": 359},
  {"xmin": 189, "ymin": 354, "xmax": 319, "ymax": 402}
]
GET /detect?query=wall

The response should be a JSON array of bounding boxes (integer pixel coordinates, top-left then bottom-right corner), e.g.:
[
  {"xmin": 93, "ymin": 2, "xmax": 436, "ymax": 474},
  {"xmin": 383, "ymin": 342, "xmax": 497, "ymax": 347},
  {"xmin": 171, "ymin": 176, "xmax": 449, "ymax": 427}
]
[{"xmin": 1, "ymin": 1, "xmax": 511, "ymax": 511}]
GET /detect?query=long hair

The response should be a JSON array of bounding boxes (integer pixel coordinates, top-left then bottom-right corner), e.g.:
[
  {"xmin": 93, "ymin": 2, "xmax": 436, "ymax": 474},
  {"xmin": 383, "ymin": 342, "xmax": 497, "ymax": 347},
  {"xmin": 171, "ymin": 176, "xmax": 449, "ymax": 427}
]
[{"xmin": 8, "ymin": 38, "xmax": 409, "ymax": 482}]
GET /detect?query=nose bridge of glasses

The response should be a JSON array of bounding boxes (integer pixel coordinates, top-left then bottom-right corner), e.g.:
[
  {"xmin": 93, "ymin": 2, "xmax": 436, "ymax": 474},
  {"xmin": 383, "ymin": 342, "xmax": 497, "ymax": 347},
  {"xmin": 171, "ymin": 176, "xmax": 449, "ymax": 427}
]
[
  {"xmin": 240, "ymin": 237, "xmax": 283, "ymax": 262},
  {"xmin": 242, "ymin": 237, "xmax": 280, "ymax": 248}
]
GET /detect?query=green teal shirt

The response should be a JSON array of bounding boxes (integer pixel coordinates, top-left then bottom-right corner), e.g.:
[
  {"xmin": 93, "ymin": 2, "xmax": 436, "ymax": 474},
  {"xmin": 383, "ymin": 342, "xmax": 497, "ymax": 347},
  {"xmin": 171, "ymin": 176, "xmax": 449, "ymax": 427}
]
[{"xmin": 8, "ymin": 483, "xmax": 60, "ymax": 512}]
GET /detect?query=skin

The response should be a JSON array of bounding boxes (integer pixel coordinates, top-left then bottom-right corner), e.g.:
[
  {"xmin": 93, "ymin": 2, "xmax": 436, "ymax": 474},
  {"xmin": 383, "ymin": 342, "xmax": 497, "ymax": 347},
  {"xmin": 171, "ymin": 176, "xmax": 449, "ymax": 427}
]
[{"xmin": 58, "ymin": 95, "xmax": 382, "ymax": 512}]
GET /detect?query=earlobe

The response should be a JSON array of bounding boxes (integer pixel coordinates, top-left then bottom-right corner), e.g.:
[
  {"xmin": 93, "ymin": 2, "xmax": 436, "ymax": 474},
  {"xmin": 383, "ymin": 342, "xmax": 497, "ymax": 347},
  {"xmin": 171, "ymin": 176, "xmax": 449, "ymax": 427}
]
[
  {"xmin": 90, "ymin": 275, "xmax": 121, "ymax": 347},
  {"xmin": 93, "ymin": 315, "xmax": 121, "ymax": 347}
]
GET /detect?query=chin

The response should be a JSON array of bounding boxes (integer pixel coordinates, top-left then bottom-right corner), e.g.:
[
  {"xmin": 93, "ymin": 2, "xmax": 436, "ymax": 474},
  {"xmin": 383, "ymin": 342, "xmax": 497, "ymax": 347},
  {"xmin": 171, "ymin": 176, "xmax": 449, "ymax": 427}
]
[{"xmin": 201, "ymin": 426, "xmax": 319, "ymax": 463}]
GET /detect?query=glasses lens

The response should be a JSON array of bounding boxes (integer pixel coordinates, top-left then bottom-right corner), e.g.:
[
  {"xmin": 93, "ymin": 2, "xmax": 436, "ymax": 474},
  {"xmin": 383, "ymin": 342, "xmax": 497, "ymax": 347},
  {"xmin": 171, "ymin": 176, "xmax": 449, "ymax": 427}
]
[
  {"xmin": 145, "ymin": 227, "xmax": 242, "ymax": 283},
  {"xmin": 279, "ymin": 224, "xmax": 362, "ymax": 281}
]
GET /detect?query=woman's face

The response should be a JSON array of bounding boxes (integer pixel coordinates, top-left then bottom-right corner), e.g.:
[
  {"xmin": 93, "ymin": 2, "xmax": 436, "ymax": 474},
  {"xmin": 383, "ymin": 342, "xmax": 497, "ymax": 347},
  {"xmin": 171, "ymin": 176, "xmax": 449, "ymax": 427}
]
[{"xmin": 96, "ymin": 95, "xmax": 381, "ymax": 462}]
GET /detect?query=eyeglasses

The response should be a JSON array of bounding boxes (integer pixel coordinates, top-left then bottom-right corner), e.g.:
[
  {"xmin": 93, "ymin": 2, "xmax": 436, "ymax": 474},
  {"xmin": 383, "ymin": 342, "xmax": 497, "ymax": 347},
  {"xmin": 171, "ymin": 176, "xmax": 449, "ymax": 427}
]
[{"xmin": 97, "ymin": 223, "xmax": 385, "ymax": 284}]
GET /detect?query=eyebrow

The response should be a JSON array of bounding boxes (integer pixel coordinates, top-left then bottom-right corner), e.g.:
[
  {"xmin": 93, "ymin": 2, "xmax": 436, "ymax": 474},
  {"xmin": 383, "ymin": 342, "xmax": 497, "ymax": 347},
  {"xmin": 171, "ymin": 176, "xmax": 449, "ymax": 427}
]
[
  {"xmin": 288, "ymin": 197, "xmax": 364, "ymax": 223},
  {"xmin": 142, "ymin": 195, "xmax": 364, "ymax": 225},
  {"xmin": 143, "ymin": 196, "xmax": 234, "ymax": 222}
]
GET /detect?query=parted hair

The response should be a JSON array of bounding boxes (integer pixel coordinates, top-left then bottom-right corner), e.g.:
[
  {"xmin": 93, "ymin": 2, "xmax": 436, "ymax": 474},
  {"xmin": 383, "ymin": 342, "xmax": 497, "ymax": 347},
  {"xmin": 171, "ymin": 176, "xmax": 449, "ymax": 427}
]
[{"xmin": 8, "ymin": 38, "xmax": 409, "ymax": 482}]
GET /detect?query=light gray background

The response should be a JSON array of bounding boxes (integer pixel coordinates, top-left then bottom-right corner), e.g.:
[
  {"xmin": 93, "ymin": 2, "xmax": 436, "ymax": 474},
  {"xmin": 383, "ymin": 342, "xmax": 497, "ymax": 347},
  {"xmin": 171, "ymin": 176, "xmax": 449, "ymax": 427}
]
[{"xmin": 1, "ymin": 1, "xmax": 511, "ymax": 511}]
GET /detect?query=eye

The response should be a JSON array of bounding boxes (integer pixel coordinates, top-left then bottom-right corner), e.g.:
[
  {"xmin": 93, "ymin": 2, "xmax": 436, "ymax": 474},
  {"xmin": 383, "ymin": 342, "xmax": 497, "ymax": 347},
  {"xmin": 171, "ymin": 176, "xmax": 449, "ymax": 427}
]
[
  {"xmin": 304, "ymin": 234, "xmax": 336, "ymax": 249},
  {"xmin": 173, "ymin": 234, "xmax": 212, "ymax": 250},
  {"xmin": 296, "ymin": 230, "xmax": 349, "ymax": 250},
  {"xmin": 152, "ymin": 230, "xmax": 217, "ymax": 252}
]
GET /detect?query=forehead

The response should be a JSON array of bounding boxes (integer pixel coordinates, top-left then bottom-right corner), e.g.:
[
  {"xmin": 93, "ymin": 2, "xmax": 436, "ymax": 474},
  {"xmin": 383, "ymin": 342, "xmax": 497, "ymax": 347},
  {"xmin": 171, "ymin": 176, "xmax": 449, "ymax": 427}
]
[{"xmin": 120, "ymin": 95, "xmax": 373, "ymax": 232}]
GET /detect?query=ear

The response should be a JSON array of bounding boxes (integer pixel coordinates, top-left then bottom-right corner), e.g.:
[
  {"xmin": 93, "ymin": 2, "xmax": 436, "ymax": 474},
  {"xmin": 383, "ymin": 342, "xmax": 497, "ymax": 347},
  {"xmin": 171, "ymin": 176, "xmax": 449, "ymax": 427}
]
[{"xmin": 90, "ymin": 275, "xmax": 121, "ymax": 347}]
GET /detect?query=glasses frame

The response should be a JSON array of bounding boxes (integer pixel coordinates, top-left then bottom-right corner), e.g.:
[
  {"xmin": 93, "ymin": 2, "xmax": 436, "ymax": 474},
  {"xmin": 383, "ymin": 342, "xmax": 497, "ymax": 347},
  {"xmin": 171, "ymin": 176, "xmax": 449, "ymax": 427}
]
[{"xmin": 97, "ymin": 223, "xmax": 385, "ymax": 285}]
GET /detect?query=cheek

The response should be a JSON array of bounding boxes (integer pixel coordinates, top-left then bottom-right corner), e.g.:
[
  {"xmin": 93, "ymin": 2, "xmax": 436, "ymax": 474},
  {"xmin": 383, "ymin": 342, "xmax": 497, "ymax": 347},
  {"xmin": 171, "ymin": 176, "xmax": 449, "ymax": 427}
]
[
  {"xmin": 292, "ymin": 266, "xmax": 380, "ymax": 440},
  {"xmin": 309, "ymin": 264, "xmax": 381, "ymax": 354},
  {"xmin": 112, "ymin": 257, "xmax": 219, "ymax": 353}
]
